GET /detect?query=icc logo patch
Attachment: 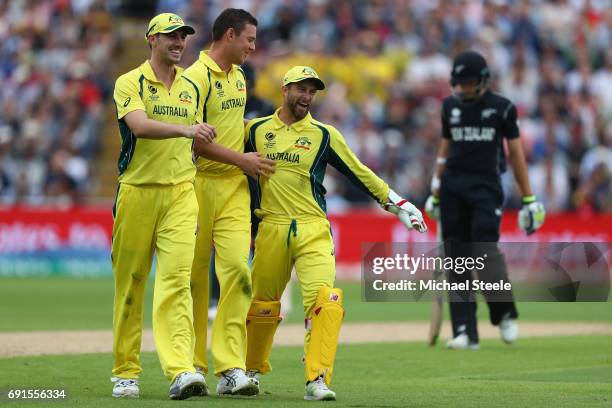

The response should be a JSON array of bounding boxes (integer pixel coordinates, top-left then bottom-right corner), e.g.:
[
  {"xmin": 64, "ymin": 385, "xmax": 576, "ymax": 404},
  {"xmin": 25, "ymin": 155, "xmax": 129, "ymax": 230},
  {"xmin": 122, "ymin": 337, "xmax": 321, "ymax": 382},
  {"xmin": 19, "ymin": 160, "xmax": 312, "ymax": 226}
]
[
  {"xmin": 215, "ymin": 80, "xmax": 224, "ymax": 97},
  {"xmin": 450, "ymin": 107, "xmax": 461, "ymax": 124},
  {"xmin": 148, "ymin": 85, "xmax": 159, "ymax": 101},
  {"xmin": 330, "ymin": 293, "xmax": 339, "ymax": 302},
  {"xmin": 294, "ymin": 136, "xmax": 312, "ymax": 150},
  {"xmin": 264, "ymin": 132, "xmax": 276, "ymax": 149}
]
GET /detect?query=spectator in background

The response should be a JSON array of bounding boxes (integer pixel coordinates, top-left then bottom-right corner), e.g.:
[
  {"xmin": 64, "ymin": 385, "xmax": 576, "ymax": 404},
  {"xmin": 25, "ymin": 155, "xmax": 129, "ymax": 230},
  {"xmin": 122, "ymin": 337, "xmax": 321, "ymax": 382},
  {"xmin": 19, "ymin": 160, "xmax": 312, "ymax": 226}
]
[
  {"xmin": 243, "ymin": 63, "xmax": 275, "ymax": 119},
  {"xmin": 291, "ymin": 0, "xmax": 336, "ymax": 53},
  {"xmin": 499, "ymin": 53, "xmax": 539, "ymax": 116},
  {"xmin": 591, "ymin": 49, "xmax": 612, "ymax": 119},
  {"xmin": 0, "ymin": 126, "xmax": 14, "ymax": 203},
  {"xmin": 575, "ymin": 125, "xmax": 612, "ymax": 212}
]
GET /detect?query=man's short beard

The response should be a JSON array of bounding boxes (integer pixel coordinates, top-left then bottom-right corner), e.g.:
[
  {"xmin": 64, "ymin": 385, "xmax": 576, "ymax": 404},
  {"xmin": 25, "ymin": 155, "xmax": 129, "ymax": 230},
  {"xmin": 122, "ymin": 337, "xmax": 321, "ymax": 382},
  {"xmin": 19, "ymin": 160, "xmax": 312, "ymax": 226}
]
[{"xmin": 289, "ymin": 101, "xmax": 307, "ymax": 119}]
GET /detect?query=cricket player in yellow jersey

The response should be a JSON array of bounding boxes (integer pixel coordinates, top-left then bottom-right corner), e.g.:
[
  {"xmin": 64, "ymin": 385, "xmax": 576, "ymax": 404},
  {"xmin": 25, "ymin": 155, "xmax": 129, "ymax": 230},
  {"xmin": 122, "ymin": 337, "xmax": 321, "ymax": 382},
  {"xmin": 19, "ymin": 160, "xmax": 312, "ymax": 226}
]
[
  {"xmin": 244, "ymin": 66, "xmax": 428, "ymax": 400},
  {"xmin": 110, "ymin": 13, "xmax": 214, "ymax": 400},
  {"xmin": 181, "ymin": 8, "xmax": 274, "ymax": 395}
]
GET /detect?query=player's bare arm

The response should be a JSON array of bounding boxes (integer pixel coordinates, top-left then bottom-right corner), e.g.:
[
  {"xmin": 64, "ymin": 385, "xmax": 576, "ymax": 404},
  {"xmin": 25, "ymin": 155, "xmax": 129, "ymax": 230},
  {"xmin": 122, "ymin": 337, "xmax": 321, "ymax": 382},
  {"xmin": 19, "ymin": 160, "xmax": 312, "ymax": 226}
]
[
  {"xmin": 431, "ymin": 138, "xmax": 450, "ymax": 197},
  {"xmin": 507, "ymin": 137, "xmax": 545, "ymax": 234},
  {"xmin": 424, "ymin": 138, "xmax": 449, "ymax": 220},
  {"xmin": 193, "ymin": 137, "xmax": 275, "ymax": 178},
  {"xmin": 124, "ymin": 110, "xmax": 216, "ymax": 143},
  {"xmin": 506, "ymin": 138, "xmax": 533, "ymax": 197}
]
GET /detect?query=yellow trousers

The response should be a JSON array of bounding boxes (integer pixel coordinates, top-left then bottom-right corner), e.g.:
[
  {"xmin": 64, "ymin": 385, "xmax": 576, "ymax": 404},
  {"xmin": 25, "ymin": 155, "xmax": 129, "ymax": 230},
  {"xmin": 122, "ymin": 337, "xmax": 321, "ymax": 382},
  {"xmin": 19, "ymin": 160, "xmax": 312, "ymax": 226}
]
[
  {"xmin": 191, "ymin": 172, "xmax": 252, "ymax": 375},
  {"xmin": 250, "ymin": 217, "xmax": 336, "ymax": 379},
  {"xmin": 111, "ymin": 182, "xmax": 198, "ymax": 382}
]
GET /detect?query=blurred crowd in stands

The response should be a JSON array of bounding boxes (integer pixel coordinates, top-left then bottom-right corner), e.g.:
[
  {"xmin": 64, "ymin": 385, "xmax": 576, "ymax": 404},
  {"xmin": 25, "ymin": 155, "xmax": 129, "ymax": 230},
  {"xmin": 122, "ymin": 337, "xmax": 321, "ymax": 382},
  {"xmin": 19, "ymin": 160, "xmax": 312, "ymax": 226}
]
[
  {"xmin": 0, "ymin": 0, "xmax": 115, "ymax": 205},
  {"xmin": 1, "ymin": 0, "xmax": 610, "ymax": 213}
]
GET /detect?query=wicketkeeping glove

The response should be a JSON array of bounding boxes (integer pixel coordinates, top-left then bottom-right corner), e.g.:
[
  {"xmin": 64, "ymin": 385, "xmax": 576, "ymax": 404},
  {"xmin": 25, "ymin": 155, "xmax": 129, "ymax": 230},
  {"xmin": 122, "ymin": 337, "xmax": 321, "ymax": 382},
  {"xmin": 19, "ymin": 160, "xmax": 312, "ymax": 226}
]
[
  {"xmin": 383, "ymin": 190, "xmax": 428, "ymax": 233},
  {"xmin": 425, "ymin": 195, "xmax": 440, "ymax": 220},
  {"xmin": 518, "ymin": 195, "xmax": 545, "ymax": 235}
]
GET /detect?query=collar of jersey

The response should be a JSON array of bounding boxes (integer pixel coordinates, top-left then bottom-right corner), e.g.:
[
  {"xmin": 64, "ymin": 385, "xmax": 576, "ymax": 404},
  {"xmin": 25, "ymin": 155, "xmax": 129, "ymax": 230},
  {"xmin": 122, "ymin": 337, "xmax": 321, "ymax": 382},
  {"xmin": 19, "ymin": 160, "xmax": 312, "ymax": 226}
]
[
  {"xmin": 271, "ymin": 108, "xmax": 312, "ymax": 132},
  {"xmin": 139, "ymin": 60, "xmax": 184, "ymax": 84},
  {"xmin": 198, "ymin": 51, "xmax": 233, "ymax": 74}
]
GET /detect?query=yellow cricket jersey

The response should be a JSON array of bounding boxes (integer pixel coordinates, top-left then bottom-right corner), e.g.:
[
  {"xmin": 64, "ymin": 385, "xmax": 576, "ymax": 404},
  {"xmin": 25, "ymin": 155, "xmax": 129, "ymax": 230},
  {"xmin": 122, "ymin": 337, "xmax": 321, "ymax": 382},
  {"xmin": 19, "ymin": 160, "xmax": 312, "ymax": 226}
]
[
  {"xmin": 113, "ymin": 60, "xmax": 197, "ymax": 185},
  {"xmin": 182, "ymin": 51, "xmax": 247, "ymax": 175},
  {"xmin": 245, "ymin": 109, "xmax": 390, "ymax": 220}
]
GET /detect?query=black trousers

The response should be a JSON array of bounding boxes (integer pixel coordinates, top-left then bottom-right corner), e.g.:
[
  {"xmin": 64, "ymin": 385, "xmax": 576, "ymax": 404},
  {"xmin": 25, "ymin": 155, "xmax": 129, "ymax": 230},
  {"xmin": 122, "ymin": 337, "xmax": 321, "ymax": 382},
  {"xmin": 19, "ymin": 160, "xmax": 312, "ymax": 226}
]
[{"xmin": 440, "ymin": 172, "xmax": 518, "ymax": 343}]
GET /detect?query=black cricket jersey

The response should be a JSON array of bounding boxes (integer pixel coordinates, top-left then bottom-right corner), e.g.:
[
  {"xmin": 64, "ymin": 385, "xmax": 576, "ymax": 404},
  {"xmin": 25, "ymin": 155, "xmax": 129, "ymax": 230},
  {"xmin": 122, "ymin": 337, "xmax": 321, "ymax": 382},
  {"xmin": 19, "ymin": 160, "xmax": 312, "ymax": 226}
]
[{"xmin": 441, "ymin": 90, "xmax": 519, "ymax": 175}]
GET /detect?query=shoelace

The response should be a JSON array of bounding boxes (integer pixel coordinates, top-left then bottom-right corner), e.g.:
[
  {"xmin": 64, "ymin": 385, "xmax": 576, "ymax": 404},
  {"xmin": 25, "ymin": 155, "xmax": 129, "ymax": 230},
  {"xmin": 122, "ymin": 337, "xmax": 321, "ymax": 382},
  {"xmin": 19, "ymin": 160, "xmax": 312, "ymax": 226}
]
[
  {"xmin": 312, "ymin": 377, "xmax": 329, "ymax": 390},
  {"xmin": 117, "ymin": 379, "xmax": 137, "ymax": 387}
]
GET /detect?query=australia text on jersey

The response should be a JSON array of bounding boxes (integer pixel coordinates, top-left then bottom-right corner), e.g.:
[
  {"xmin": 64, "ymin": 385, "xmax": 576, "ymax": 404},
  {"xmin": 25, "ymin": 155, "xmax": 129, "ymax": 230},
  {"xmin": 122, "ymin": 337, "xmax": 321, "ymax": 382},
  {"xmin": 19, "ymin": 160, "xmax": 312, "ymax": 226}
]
[
  {"xmin": 221, "ymin": 97, "xmax": 246, "ymax": 111},
  {"xmin": 152, "ymin": 105, "xmax": 188, "ymax": 117},
  {"xmin": 266, "ymin": 152, "xmax": 300, "ymax": 163}
]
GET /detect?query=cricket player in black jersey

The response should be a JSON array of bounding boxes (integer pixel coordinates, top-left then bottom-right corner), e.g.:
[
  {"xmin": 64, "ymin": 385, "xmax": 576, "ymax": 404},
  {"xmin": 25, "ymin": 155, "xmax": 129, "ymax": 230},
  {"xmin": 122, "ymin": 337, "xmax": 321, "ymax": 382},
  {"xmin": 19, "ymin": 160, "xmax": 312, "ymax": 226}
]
[{"xmin": 425, "ymin": 51, "xmax": 545, "ymax": 349}]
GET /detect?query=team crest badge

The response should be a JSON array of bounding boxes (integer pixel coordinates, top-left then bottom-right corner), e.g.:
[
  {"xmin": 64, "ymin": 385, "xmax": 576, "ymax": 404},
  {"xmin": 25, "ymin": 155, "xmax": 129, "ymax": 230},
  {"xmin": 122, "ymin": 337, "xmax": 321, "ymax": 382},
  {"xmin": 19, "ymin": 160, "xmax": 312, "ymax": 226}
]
[
  {"xmin": 236, "ymin": 79, "xmax": 245, "ymax": 92},
  {"xmin": 179, "ymin": 90, "xmax": 192, "ymax": 104},
  {"xmin": 481, "ymin": 108, "xmax": 496, "ymax": 119},
  {"xmin": 168, "ymin": 15, "xmax": 183, "ymax": 24},
  {"xmin": 294, "ymin": 136, "xmax": 312, "ymax": 150},
  {"xmin": 301, "ymin": 67, "xmax": 316, "ymax": 77}
]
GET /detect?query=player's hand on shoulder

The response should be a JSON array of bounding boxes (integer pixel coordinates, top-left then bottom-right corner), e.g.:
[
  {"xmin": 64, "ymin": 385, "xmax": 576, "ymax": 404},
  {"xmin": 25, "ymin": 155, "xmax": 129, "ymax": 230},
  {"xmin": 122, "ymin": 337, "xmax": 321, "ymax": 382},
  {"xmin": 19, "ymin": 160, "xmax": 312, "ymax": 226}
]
[
  {"xmin": 425, "ymin": 195, "xmax": 440, "ymax": 221},
  {"xmin": 186, "ymin": 123, "xmax": 216, "ymax": 144},
  {"xmin": 518, "ymin": 196, "xmax": 545, "ymax": 235},
  {"xmin": 240, "ymin": 152, "xmax": 276, "ymax": 179},
  {"xmin": 383, "ymin": 190, "xmax": 428, "ymax": 233}
]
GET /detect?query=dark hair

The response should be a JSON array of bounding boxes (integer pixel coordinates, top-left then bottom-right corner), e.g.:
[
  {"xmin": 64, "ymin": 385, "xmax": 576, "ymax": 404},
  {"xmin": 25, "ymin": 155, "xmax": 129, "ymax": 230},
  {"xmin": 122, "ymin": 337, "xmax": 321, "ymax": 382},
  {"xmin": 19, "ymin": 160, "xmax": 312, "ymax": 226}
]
[{"xmin": 212, "ymin": 8, "xmax": 258, "ymax": 42}]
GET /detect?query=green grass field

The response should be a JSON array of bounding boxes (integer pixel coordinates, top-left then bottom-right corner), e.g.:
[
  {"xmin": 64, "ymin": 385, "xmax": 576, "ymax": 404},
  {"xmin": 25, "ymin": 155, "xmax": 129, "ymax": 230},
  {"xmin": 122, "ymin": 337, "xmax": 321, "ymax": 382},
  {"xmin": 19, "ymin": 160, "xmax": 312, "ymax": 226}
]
[
  {"xmin": 1, "ymin": 277, "xmax": 611, "ymax": 407},
  {"xmin": 0, "ymin": 277, "xmax": 610, "ymax": 331},
  {"xmin": 1, "ymin": 337, "xmax": 611, "ymax": 407}
]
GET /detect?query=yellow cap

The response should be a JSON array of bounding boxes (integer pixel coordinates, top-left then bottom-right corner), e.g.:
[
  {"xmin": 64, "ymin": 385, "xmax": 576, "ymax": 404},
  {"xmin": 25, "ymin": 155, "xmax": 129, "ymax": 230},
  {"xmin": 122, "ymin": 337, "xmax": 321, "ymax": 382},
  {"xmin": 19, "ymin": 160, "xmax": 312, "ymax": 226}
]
[
  {"xmin": 145, "ymin": 13, "xmax": 195, "ymax": 40},
  {"xmin": 282, "ymin": 66, "xmax": 325, "ymax": 90}
]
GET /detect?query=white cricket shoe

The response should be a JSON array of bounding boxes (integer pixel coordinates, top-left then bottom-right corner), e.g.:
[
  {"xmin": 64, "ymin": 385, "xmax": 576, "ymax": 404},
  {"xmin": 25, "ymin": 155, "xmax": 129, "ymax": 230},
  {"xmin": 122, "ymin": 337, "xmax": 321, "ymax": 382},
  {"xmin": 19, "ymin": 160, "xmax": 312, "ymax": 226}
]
[
  {"xmin": 111, "ymin": 377, "xmax": 139, "ymax": 398},
  {"xmin": 500, "ymin": 316, "xmax": 519, "ymax": 344},
  {"xmin": 194, "ymin": 367, "xmax": 208, "ymax": 396},
  {"xmin": 304, "ymin": 376, "xmax": 336, "ymax": 401},
  {"xmin": 446, "ymin": 333, "xmax": 480, "ymax": 350},
  {"xmin": 169, "ymin": 371, "xmax": 207, "ymax": 400},
  {"xmin": 216, "ymin": 368, "xmax": 259, "ymax": 396},
  {"xmin": 246, "ymin": 370, "xmax": 260, "ymax": 387}
]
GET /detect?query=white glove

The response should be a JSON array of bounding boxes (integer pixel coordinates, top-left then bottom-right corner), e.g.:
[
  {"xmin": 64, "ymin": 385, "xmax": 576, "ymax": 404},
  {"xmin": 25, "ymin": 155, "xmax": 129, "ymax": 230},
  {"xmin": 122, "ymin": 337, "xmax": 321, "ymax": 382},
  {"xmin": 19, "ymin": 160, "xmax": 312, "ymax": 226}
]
[
  {"xmin": 425, "ymin": 195, "xmax": 440, "ymax": 220},
  {"xmin": 518, "ymin": 196, "xmax": 545, "ymax": 235},
  {"xmin": 383, "ymin": 190, "xmax": 428, "ymax": 233}
]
